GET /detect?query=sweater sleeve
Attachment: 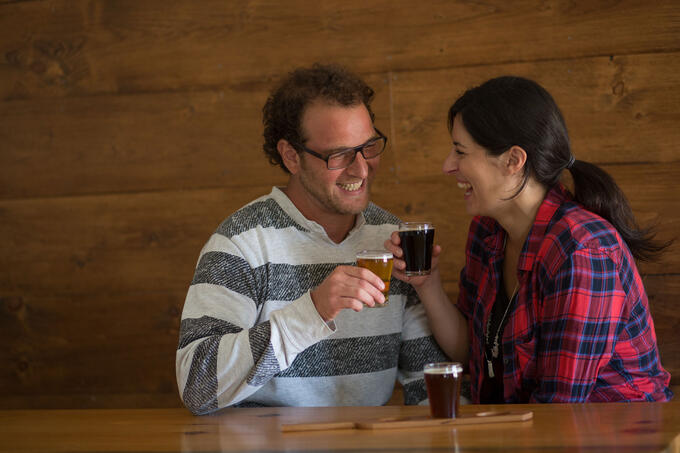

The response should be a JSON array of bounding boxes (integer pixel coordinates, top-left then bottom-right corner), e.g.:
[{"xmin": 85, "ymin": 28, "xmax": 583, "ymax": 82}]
[{"xmin": 175, "ymin": 233, "xmax": 334, "ymax": 415}]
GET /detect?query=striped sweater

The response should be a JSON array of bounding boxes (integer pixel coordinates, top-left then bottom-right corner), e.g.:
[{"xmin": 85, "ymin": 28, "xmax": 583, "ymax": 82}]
[{"xmin": 176, "ymin": 187, "xmax": 446, "ymax": 414}]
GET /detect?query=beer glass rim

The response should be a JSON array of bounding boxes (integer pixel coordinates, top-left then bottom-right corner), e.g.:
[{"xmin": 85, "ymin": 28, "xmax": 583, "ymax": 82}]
[
  {"xmin": 356, "ymin": 249, "xmax": 393, "ymax": 259},
  {"xmin": 399, "ymin": 222, "xmax": 435, "ymax": 231},
  {"xmin": 424, "ymin": 362, "xmax": 463, "ymax": 375}
]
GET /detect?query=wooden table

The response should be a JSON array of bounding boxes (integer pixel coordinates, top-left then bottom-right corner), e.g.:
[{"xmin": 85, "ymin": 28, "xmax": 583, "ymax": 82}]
[{"xmin": 1, "ymin": 402, "xmax": 679, "ymax": 452}]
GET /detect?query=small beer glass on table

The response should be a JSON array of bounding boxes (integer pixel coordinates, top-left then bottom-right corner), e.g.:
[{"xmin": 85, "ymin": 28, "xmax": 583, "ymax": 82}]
[{"xmin": 424, "ymin": 362, "xmax": 464, "ymax": 418}]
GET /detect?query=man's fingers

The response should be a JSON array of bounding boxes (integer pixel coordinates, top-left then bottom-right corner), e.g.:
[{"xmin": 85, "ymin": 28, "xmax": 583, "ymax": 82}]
[
  {"xmin": 351, "ymin": 280, "xmax": 385, "ymax": 306},
  {"xmin": 344, "ymin": 265, "xmax": 386, "ymax": 292}
]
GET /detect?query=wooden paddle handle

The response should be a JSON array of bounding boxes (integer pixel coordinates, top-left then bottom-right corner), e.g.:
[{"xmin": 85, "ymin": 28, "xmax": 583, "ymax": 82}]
[
  {"xmin": 281, "ymin": 411, "xmax": 533, "ymax": 432},
  {"xmin": 357, "ymin": 411, "xmax": 533, "ymax": 429},
  {"xmin": 281, "ymin": 421, "xmax": 357, "ymax": 432}
]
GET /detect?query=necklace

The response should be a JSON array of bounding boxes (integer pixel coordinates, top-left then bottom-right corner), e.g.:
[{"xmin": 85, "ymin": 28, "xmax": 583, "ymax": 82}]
[{"xmin": 484, "ymin": 282, "xmax": 519, "ymax": 379}]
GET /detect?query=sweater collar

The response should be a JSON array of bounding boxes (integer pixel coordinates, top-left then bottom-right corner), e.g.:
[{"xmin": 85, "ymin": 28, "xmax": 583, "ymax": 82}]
[{"xmin": 269, "ymin": 186, "xmax": 366, "ymax": 241}]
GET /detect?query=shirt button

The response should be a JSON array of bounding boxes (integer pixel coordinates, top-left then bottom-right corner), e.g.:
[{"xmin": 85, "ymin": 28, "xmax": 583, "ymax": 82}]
[{"xmin": 504, "ymin": 359, "xmax": 510, "ymax": 365}]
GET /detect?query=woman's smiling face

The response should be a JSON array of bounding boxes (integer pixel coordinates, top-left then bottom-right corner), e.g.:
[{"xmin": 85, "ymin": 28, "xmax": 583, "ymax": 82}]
[{"xmin": 442, "ymin": 114, "xmax": 511, "ymax": 217}]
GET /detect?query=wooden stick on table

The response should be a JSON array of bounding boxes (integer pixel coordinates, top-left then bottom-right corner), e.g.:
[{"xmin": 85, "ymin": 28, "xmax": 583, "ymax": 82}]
[{"xmin": 281, "ymin": 410, "xmax": 533, "ymax": 432}]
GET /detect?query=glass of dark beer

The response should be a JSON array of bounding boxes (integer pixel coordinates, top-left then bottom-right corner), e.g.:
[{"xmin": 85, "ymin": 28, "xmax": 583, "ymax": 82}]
[
  {"xmin": 398, "ymin": 222, "xmax": 435, "ymax": 276},
  {"xmin": 356, "ymin": 250, "xmax": 393, "ymax": 307},
  {"xmin": 424, "ymin": 362, "xmax": 463, "ymax": 418}
]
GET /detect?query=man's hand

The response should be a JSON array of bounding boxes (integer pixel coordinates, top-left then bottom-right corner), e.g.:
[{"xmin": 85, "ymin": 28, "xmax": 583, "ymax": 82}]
[{"xmin": 311, "ymin": 265, "xmax": 386, "ymax": 321}]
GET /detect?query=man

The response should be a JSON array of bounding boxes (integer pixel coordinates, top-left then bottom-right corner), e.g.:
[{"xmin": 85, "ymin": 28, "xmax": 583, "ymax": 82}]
[{"xmin": 176, "ymin": 63, "xmax": 447, "ymax": 415}]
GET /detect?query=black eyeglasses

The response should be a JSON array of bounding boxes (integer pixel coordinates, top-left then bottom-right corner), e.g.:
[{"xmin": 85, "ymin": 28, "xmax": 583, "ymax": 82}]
[{"xmin": 296, "ymin": 129, "xmax": 387, "ymax": 170}]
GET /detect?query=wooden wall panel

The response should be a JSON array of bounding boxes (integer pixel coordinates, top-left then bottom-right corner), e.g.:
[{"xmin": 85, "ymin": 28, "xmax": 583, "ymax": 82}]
[
  {"xmin": 5, "ymin": 50, "xmax": 680, "ymax": 199},
  {"xmin": 389, "ymin": 52, "xmax": 680, "ymax": 181},
  {"xmin": 1, "ymin": 291, "xmax": 184, "ymax": 409},
  {"xmin": 0, "ymin": 88, "xmax": 277, "ymax": 199},
  {"xmin": 1, "ymin": 0, "xmax": 678, "ymax": 408},
  {"xmin": 1, "ymin": 0, "xmax": 679, "ymax": 99},
  {"xmin": 0, "ymin": 74, "xmax": 390, "ymax": 199},
  {"xmin": 0, "ymin": 185, "xmax": 272, "ymax": 295},
  {"xmin": 647, "ymin": 275, "xmax": 680, "ymax": 384},
  {"xmin": 2, "ymin": 276, "xmax": 675, "ymax": 410},
  {"xmin": 2, "ymin": 163, "xmax": 676, "ymax": 300}
]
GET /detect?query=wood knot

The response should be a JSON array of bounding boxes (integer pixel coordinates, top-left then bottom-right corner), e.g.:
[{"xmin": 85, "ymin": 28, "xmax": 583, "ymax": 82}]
[
  {"xmin": 30, "ymin": 60, "xmax": 47, "ymax": 75},
  {"xmin": 17, "ymin": 359, "xmax": 29, "ymax": 372},
  {"xmin": 168, "ymin": 304, "xmax": 181, "ymax": 317},
  {"xmin": 2, "ymin": 296, "xmax": 24, "ymax": 312},
  {"xmin": 147, "ymin": 231, "xmax": 161, "ymax": 245},
  {"xmin": 612, "ymin": 81, "xmax": 625, "ymax": 96}
]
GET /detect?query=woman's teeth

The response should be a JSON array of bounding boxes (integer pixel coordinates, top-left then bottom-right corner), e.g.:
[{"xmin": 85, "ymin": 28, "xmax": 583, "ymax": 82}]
[
  {"xmin": 457, "ymin": 182, "xmax": 472, "ymax": 191},
  {"xmin": 339, "ymin": 181, "xmax": 363, "ymax": 191}
]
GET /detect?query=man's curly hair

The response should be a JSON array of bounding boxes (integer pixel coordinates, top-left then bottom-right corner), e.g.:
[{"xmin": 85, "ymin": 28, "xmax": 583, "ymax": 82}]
[{"xmin": 262, "ymin": 63, "xmax": 375, "ymax": 173}]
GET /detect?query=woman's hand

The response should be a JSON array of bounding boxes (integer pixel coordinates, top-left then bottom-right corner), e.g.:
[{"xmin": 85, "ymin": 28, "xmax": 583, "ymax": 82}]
[{"xmin": 383, "ymin": 231, "xmax": 442, "ymax": 289}]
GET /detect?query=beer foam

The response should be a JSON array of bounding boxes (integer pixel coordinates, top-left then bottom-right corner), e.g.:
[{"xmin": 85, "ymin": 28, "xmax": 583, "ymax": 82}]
[
  {"xmin": 424, "ymin": 363, "xmax": 463, "ymax": 376},
  {"xmin": 399, "ymin": 222, "xmax": 435, "ymax": 231},
  {"xmin": 424, "ymin": 368, "xmax": 457, "ymax": 375},
  {"xmin": 356, "ymin": 250, "xmax": 393, "ymax": 259}
]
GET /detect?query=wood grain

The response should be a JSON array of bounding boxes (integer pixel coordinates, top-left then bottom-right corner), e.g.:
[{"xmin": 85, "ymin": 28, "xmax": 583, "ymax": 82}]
[
  {"xmin": 0, "ymin": 184, "xmax": 272, "ymax": 295},
  {"xmin": 646, "ymin": 275, "xmax": 680, "ymax": 385},
  {"xmin": 0, "ymin": 404, "xmax": 678, "ymax": 452},
  {"xmin": 389, "ymin": 52, "xmax": 680, "ymax": 179},
  {"xmin": 3, "ymin": 54, "xmax": 679, "ymax": 199},
  {"xmin": 1, "ymin": 0, "xmax": 679, "ymax": 99},
  {"xmin": 1, "ymin": 0, "xmax": 679, "ymax": 409},
  {"xmin": 0, "ymin": 290, "xmax": 184, "ymax": 409},
  {"xmin": 1, "ymin": 163, "xmax": 677, "ymax": 297},
  {"xmin": 280, "ymin": 411, "xmax": 534, "ymax": 431},
  {"xmin": 0, "ymin": 74, "xmax": 390, "ymax": 200}
]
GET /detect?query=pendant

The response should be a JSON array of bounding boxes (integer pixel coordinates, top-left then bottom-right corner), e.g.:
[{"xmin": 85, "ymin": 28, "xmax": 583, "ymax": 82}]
[
  {"xmin": 487, "ymin": 359, "xmax": 495, "ymax": 378},
  {"xmin": 491, "ymin": 344, "xmax": 499, "ymax": 359}
]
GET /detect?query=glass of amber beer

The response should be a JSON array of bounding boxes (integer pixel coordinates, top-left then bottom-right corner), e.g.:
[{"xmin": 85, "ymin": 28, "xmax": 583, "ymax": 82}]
[
  {"xmin": 355, "ymin": 250, "xmax": 393, "ymax": 307},
  {"xmin": 424, "ymin": 362, "xmax": 463, "ymax": 418}
]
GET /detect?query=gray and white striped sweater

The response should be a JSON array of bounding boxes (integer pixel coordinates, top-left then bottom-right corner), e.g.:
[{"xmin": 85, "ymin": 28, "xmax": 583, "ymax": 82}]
[{"xmin": 176, "ymin": 187, "xmax": 446, "ymax": 414}]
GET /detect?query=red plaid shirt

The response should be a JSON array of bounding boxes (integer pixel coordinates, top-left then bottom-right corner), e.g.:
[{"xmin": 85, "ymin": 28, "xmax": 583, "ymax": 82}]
[{"xmin": 457, "ymin": 184, "xmax": 672, "ymax": 403}]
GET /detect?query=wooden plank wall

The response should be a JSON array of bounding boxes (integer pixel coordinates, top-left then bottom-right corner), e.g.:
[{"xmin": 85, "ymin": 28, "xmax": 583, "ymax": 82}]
[{"xmin": 1, "ymin": 1, "xmax": 679, "ymax": 409}]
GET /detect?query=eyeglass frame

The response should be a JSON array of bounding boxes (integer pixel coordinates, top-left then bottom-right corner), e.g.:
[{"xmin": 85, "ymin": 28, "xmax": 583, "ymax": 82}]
[{"xmin": 294, "ymin": 128, "xmax": 388, "ymax": 170}]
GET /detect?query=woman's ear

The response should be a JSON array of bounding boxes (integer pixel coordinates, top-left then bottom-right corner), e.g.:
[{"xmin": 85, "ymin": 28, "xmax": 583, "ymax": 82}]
[
  {"xmin": 278, "ymin": 139, "xmax": 300, "ymax": 174},
  {"xmin": 504, "ymin": 145, "xmax": 527, "ymax": 176}
]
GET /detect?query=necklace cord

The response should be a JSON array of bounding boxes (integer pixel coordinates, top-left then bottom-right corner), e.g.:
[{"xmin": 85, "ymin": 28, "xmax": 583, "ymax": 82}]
[
  {"xmin": 484, "ymin": 282, "xmax": 519, "ymax": 378},
  {"xmin": 485, "ymin": 283, "xmax": 519, "ymax": 352},
  {"xmin": 484, "ymin": 235, "xmax": 520, "ymax": 378}
]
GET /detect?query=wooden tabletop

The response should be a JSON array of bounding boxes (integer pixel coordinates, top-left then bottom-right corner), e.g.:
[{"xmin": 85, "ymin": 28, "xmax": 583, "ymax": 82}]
[{"xmin": 1, "ymin": 402, "xmax": 679, "ymax": 452}]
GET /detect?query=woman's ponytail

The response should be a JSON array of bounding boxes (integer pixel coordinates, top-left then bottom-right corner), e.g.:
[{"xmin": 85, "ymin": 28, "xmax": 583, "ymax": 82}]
[{"xmin": 568, "ymin": 160, "xmax": 671, "ymax": 262}]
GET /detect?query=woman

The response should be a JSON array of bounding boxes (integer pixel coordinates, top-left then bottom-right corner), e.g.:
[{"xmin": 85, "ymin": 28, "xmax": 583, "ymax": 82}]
[{"xmin": 386, "ymin": 76, "xmax": 672, "ymax": 403}]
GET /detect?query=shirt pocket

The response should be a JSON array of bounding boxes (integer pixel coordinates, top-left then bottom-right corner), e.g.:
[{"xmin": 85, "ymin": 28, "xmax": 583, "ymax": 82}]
[
  {"xmin": 512, "ymin": 336, "xmax": 538, "ymax": 402},
  {"xmin": 507, "ymin": 301, "xmax": 537, "ymax": 380},
  {"xmin": 513, "ymin": 334, "xmax": 536, "ymax": 375}
]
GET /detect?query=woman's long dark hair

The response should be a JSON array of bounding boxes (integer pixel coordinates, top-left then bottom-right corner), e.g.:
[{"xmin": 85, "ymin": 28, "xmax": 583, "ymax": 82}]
[{"xmin": 447, "ymin": 76, "xmax": 670, "ymax": 261}]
